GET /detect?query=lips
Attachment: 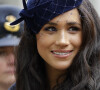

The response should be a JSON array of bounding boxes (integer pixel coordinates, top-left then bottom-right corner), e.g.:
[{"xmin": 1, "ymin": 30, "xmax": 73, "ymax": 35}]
[
  {"xmin": 51, "ymin": 50, "xmax": 73, "ymax": 58},
  {"xmin": 6, "ymin": 68, "xmax": 15, "ymax": 74}
]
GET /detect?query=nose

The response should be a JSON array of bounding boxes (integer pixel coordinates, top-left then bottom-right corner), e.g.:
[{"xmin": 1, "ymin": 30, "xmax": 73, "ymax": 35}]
[{"xmin": 55, "ymin": 30, "xmax": 70, "ymax": 47}]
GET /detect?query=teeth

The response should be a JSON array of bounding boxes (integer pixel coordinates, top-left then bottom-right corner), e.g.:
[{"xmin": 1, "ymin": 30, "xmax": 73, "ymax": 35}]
[{"xmin": 53, "ymin": 52, "xmax": 70, "ymax": 55}]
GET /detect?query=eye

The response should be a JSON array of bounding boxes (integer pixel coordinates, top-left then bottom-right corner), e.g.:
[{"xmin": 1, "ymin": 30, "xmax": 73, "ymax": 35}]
[
  {"xmin": 44, "ymin": 26, "xmax": 57, "ymax": 32},
  {"xmin": 0, "ymin": 52, "xmax": 7, "ymax": 56},
  {"xmin": 68, "ymin": 27, "xmax": 80, "ymax": 32}
]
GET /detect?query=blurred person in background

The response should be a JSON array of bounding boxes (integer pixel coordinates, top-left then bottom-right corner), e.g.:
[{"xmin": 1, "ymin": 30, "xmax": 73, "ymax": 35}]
[{"xmin": 0, "ymin": 5, "xmax": 23, "ymax": 90}]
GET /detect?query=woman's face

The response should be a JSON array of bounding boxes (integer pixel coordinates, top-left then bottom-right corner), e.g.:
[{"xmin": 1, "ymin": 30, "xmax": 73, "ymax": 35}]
[{"xmin": 36, "ymin": 9, "xmax": 82, "ymax": 70}]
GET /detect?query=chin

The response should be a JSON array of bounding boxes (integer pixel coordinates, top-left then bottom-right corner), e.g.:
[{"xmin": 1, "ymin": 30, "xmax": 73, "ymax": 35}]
[
  {"xmin": 6, "ymin": 75, "xmax": 15, "ymax": 85},
  {"xmin": 53, "ymin": 64, "xmax": 71, "ymax": 71},
  {"xmin": 56, "ymin": 67, "xmax": 69, "ymax": 71},
  {"xmin": 54, "ymin": 61, "xmax": 72, "ymax": 70}
]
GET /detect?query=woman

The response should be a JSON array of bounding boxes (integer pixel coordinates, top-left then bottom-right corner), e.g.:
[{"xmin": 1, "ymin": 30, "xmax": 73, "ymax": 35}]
[{"xmin": 9, "ymin": 0, "xmax": 100, "ymax": 90}]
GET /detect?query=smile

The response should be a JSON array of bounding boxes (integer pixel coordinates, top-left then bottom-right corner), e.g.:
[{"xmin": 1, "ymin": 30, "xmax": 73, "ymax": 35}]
[
  {"xmin": 51, "ymin": 50, "xmax": 73, "ymax": 58},
  {"xmin": 53, "ymin": 52, "xmax": 71, "ymax": 55}
]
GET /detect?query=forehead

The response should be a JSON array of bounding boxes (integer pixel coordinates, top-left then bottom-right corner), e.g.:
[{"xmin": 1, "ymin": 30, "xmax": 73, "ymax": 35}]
[{"xmin": 50, "ymin": 8, "xmax": 81, "ymax": 24}]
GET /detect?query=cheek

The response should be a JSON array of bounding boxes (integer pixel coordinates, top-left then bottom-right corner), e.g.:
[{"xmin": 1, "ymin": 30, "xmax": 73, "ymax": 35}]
[
  {"xmin": 70, "ymin": 33, "xmax": 82, "ymax": 48},
  {"xmin": 0, "ymin": 59, "xmax": 6, "ymax": 74},
  {"xmin": 0, "ymin": 63, "xmax": 5, "ymax": 70},
  {"xmin": 36, "ymin": 33, "xmax": 54, "ymax": 49},
  {"xmin": 36, "ymin": 33, "xmax": 49, "ymax": 57},
  {"xmin": 36, "ymin": 33, "xmax": 56, "ymax": 63}
]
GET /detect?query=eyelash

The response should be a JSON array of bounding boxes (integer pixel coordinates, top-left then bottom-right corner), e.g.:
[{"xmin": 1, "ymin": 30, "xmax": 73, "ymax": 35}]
[
  {"xmin": 44, "ymin": 26, "xmax": 57, "ymax": 32},
  {"xmin": 44, "ymin": 26, "xmax": 80, "ymax": 32},
  {"xmin": 0, "ymin": 52, "xmax": 7, "ymax": 56},
  {"xmin": 68, "ymin": 27, "xmax": 80, "ymax": 32}
]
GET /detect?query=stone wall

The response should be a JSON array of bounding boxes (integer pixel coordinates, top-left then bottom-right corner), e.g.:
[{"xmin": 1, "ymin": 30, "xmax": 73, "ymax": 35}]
[{"xmin": 90, "ymin": 0, "xmax": 100, "ymax": 16}]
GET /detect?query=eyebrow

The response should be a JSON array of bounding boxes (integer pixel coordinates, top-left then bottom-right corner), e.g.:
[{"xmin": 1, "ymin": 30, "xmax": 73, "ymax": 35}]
[
  {"xmin": 67, "ymin": 22, "xmax": 81, "ymax": 26},
  {"xmin": 47, "ymin": 21, "xmax": 81, "ymax": 26},
  {"xmin": 46, "ymin": 22, "xmax": 57, "ymax": 26}
]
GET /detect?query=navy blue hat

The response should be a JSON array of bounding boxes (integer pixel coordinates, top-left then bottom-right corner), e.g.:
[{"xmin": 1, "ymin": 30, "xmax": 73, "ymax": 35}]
[
  {"xmin": 11, "ymin": 0, "xmax": 83, "ymax": 34},
  {"xmin": 0, "ymin": 5, "xmax": 24, "ymax": 47}
]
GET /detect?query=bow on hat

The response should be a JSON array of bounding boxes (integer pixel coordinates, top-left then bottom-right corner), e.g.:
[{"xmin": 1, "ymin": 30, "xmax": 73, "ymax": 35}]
[
  {"xmin": 11, "ymin": 0, "xmax": 53, "ymax": 33},
  {"xmin": 10, "ymin": 0, "xmax": 35, "ymax": 31},
  {"xmin": 11, "ymin": 0, "xmax": 83, "ymax": 34}
]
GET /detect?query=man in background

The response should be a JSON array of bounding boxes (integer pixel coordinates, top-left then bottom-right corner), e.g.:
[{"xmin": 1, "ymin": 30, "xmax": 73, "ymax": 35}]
[{"xmin": 0, "ymin": 5, "xmax": 23, "ymax": 90}]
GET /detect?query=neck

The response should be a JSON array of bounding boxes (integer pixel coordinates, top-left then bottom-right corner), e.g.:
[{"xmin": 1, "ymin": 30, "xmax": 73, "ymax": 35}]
[{"xmin": 45, "ymin": 64, "xmax": 66, "ymax": 89}]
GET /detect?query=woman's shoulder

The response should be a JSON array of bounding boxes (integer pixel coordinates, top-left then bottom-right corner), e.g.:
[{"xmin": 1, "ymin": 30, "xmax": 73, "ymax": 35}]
[{"xmin": 8, "ymin": 83, "xmax": 16, "ymax": 90}]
